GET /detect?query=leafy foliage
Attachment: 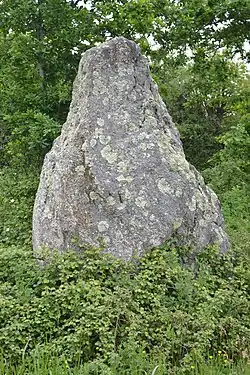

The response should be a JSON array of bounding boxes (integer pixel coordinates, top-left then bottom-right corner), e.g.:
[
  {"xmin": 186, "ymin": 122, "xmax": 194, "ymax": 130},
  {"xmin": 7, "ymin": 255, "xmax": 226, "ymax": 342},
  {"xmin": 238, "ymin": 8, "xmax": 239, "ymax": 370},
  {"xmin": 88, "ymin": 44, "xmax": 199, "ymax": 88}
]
[
  {"xmin": 1, "ymin": 244, "xmax": 250, "ymax": 371},
  {"xmin": 0, "ymin": 167, "xmax": 39, "ymax": 246},
  {"xmin": 152, "ymin": 55, "xmax": 247, "ymax": 170},
  {"xmin": 0, "ymin": 0, "xmax": 250, "ymax": 373},
  {"xmin": 4, "ymin": 111, "xmax": 61, "ymax": 166},
  {"xmin": 0, "ymin": 0, "xmax": 249, "ymax": 170},
  {"xmin": 0, "ymin": 0, "xmax": 94, "ymax": 166}
]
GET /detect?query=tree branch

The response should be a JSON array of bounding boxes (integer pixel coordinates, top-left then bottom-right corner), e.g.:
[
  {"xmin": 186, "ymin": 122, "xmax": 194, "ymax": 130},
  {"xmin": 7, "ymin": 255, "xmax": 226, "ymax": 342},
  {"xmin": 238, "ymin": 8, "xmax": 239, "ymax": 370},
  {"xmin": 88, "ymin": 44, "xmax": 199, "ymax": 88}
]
[{"xmin": 70, "ymin": 0, "xmax": 82, "ymax": 7}]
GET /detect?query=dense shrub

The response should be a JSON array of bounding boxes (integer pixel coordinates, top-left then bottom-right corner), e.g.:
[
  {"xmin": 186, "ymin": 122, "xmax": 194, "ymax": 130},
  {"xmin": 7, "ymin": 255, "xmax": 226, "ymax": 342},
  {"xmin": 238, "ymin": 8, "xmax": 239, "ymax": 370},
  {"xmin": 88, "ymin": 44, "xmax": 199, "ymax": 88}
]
[
  {"xmin": 0, "ymin": 244, "xmax": 250, "ymax": 370},
  {"xmin": 0, "ymin": 167, "xmax": 39, "ymax": 246},
  {"xmin": 204, "ymin": 118, "xmax": 250, "ymax": 249}
]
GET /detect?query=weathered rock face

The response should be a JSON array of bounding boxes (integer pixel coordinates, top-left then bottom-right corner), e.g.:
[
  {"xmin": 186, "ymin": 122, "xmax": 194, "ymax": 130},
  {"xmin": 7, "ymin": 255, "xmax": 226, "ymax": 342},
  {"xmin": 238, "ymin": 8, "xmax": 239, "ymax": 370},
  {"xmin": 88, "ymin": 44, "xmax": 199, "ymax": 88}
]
[{"xmin": 33, "ymin": 37, "xmax": 229, "ymax": 259}]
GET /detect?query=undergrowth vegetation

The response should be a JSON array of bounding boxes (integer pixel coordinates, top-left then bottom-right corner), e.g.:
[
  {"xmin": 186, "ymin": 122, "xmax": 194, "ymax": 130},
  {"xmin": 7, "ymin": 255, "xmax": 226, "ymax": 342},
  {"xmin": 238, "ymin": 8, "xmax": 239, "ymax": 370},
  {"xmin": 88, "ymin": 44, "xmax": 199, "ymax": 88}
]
[{"xmin": 1, "ymin": 243, "xmax": 250, "ymax": 373}]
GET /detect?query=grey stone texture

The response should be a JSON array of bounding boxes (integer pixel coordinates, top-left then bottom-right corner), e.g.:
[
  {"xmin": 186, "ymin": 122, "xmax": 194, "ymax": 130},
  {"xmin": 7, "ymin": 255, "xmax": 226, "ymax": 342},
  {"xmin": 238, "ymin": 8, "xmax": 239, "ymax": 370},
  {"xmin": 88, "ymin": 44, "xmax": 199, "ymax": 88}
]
[{"xmin": 33, "ymin": 37, "xmax": 229, "ymax": 259}]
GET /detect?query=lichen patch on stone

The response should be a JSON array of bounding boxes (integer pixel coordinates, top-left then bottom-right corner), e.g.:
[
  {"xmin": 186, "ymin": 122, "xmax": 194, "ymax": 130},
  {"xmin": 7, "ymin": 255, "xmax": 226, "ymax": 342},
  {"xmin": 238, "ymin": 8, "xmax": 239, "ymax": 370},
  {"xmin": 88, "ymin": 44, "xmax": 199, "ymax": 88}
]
[
  {"xmin": 101, "ymin": 145, "xmax": 118, "ymax": 164},
  {"xmin": 90, "ymin": 139, "xmax": 97, "ymax": 148},
  {"xmin": 116, "ymin": 174, "xmax": 133, "ymax": 183},
  {"xmin": 157, "ymin": 178, "xmax": 173, "ymax": 195},
  {"xmin": 97, "ymin": 118, "xmax": 105, "ymax": 126},
  {"xmin": 98, "ymin": 221, "xmax": 109, "ymax": 232},
  {"xmin": 135, "ymin": 195, "xmax": 148, "ymax": 209},
  {"xmin": 99, "ymin": 135, "xmax": 111, "ymax": 145}
]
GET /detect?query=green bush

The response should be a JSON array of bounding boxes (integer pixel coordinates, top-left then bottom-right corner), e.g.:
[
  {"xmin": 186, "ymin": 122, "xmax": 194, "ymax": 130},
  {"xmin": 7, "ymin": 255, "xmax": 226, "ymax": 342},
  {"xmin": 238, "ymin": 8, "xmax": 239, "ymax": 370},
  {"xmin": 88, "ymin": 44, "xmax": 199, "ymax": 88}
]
[
  {"xmin": 1, "ymin": 243, "xmax": 250, "ymax": 370},
  {"xmin": 204, "ymin": 119, "xmax": 250, "ymax": 249},
  {"xmin": 4, "ymin": 111, "xmax": 61, "ymax": 167},
  {"xmin": 0, "ymin": 167, "xmax": 39, "ymax": 246}
]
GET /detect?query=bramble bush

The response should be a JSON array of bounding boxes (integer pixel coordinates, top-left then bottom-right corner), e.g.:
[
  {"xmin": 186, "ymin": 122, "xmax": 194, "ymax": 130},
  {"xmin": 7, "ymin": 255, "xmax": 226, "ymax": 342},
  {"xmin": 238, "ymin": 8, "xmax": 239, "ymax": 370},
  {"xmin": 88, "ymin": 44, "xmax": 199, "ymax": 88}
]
[{"xmin": 1, "ymin": 243, "xmax": 250, "ymax": 371}]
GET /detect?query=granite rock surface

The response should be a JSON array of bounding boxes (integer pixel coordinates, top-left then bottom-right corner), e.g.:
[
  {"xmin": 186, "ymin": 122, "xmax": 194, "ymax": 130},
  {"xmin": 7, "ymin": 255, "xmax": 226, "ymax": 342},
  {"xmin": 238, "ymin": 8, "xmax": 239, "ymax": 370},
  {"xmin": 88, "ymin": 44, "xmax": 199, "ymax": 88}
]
[{"xmin": 33, "ymin": 37, "xmax": 229, "ymax": 259}]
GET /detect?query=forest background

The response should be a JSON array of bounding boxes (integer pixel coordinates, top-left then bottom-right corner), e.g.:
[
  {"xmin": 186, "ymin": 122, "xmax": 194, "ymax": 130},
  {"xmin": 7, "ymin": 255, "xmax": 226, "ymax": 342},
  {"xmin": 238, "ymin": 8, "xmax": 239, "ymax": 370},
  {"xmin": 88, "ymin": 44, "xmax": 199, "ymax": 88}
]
[{"xmin": 0, "ymin": 0, "xmax": 250, "ymax": 374}]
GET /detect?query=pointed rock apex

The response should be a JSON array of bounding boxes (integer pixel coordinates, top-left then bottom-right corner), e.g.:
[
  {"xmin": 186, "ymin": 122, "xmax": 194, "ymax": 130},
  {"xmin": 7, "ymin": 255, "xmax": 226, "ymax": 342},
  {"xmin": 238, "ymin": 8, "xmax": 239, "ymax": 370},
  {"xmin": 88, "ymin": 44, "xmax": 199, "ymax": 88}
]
[{"xmin": 32, "ymin": 37, "xmax": 229, "ymax": 260}]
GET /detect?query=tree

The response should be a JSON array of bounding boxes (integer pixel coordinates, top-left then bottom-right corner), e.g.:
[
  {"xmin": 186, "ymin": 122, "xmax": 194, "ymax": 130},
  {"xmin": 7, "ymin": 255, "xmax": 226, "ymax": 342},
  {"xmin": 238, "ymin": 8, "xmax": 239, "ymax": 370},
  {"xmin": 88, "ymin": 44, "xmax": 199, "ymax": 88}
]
[
  {"xmin": 0, "ymin": 0, "xmax": 95, "ymax": 166},
  {"xmin": 83, "ymin": 0, "xmax": 249, "ymax": 169},
  {"xmin": 0, "ymin": 0, "xmax": 249, "ymax": 167}
]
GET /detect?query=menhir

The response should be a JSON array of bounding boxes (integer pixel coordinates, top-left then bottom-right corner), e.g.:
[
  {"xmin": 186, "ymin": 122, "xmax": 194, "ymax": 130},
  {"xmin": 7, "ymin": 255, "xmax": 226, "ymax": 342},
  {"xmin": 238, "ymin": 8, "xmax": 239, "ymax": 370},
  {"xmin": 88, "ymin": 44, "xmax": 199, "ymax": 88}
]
[{"xmin": 32, "ymin": 37, "xmax": 229, "ymax": 260}]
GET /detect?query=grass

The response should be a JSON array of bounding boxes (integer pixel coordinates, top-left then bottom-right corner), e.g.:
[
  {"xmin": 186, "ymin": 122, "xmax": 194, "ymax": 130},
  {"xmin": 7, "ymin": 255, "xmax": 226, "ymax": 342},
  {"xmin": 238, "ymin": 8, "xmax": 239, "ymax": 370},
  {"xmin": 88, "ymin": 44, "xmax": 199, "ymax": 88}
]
[{"xmin": 1, "ymin": 348, "xmax": 250, "ymax": 375}]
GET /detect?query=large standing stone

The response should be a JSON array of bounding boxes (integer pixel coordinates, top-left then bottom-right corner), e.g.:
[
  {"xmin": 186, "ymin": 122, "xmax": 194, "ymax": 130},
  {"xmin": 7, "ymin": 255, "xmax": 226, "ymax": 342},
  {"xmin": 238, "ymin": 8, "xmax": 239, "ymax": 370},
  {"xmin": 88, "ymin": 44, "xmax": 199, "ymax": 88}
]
[{"xmin": 33, "ymin": 37, "xmax": 229, "ymax": 259}]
